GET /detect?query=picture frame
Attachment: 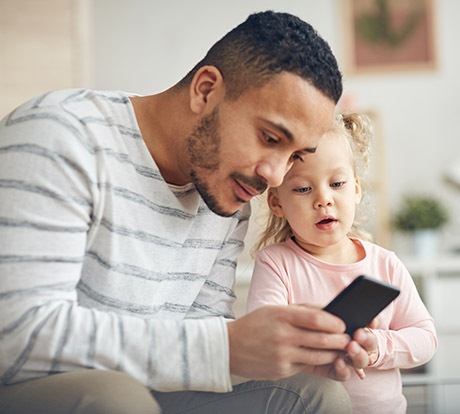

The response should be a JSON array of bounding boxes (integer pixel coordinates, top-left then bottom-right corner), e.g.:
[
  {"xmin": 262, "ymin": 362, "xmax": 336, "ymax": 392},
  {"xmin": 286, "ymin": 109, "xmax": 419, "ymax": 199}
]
[{"xmin": 342, "ymin": 0, "xmax": 437, "ymax": 74}]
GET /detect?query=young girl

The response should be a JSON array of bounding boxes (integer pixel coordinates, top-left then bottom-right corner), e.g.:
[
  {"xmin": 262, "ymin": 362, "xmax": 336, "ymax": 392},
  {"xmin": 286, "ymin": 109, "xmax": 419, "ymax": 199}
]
[{"xmin": 246, "ymin": 113, "xmax": 437, "ymax": 414}]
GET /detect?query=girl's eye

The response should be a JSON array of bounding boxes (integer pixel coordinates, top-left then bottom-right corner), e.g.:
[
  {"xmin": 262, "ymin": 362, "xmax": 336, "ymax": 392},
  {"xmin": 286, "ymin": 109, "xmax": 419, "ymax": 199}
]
[
  {"xmin": 331, "ymin": 181, "xmax": 345, "ymax": 188},
  {"xmin": 263, "ymin": 132, "xmax": 278, "ymax": 144},
  {"xmin": 295, "ymin": 187, "xmax": 311, "ymax": 193}
]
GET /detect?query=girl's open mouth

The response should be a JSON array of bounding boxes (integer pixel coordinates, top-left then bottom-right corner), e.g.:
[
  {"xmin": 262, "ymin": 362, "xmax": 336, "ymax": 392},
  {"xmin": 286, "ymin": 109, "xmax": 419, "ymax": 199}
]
[
  {"xmin": 315, "ymin": 217, "xmax": 337, "ymax": 230},
  {"xmin": 317, "ymin": 218, "xmax": 335, "ymax": 225}
]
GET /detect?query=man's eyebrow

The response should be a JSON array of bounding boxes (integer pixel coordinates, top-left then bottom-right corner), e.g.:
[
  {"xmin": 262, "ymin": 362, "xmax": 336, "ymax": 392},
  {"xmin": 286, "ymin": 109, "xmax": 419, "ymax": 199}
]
[
  {"xmin": 264, "ymin": 119, "xmax": 294, "ymax": 142},
  {"xmin": 263, "ymin": 119, "xmax": 317, "ymax": 153}
]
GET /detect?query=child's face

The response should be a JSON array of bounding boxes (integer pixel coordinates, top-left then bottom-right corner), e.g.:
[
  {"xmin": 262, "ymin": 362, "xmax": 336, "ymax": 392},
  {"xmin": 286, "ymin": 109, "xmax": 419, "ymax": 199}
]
[{"xmin": 268, "ymin": 132, "xmax": 361, "ymax": 252}]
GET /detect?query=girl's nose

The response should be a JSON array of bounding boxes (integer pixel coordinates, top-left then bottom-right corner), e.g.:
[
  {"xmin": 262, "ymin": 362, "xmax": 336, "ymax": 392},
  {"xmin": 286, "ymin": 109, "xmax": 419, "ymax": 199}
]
[{"xmin": 314, "ymin": 189, "xmax": 333, "ymax": 209}]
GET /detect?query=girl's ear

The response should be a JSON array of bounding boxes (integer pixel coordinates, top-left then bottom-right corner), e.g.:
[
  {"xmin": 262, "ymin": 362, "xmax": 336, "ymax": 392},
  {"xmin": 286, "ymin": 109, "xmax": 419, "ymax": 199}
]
[
  {"xmin": 355, "ymin": 177, "xmax": 362, "ymax": 205},
  {"xmin": 189, "ymin": 66, "xmax": 226, "ymax": 115},
  {"xmin": 267, "ymin": 189, "xmax": 285, "ymax": 218}
]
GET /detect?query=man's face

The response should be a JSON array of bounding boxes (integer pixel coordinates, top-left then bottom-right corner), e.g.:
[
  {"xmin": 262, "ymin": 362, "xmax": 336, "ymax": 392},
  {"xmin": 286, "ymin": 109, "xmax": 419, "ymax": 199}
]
[
  {"xmin": 186, "ymin": 107, "xmax": 269, "ymax": 216},
  {"xmin": 185, "ymin": 72, "xmax": 336, "ymax": 217}
]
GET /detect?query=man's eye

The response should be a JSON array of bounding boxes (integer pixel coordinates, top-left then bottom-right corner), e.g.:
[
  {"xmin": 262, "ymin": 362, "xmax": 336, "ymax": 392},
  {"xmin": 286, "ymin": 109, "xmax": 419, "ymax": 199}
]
[
  {"xmin": 331, "ymin": 181, "xmax": 345, "ymax": 188},
  {"xmin": 291, "ymin": 153, "xmax": 304, "ymax": 162},
  {"xmin": 263, "ymin": 132, "xmax": 278, "ymax": 144}
]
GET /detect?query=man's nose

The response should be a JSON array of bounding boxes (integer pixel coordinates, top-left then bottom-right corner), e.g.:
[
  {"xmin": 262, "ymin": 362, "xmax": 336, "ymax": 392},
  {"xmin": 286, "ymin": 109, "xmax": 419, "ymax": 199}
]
[{"xmin": 255, "ymin": 156, "xmax": 291, "ymax": 188}]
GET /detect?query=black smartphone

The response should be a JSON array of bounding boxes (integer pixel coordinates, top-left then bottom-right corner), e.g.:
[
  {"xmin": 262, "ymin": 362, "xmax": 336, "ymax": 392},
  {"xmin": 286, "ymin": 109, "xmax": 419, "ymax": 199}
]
[{"xmin": 323, "ymin": 275, "xmax": 400, "ymax": 336}]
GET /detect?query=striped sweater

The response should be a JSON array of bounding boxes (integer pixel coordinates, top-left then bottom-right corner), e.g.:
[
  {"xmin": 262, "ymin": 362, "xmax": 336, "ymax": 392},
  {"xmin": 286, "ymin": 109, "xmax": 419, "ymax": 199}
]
[{"xmin": 0, "ymin": 89, "xmax": 250, "ymax": 392}]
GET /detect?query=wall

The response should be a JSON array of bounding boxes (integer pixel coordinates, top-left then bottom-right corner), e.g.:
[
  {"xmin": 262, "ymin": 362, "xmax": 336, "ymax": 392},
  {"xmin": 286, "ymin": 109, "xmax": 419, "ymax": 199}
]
[
  {"xmin": 0, "ymin": 0, "xmax": 89, "ymax": 118},
  {"xmin": 89, "ymin": 0, "xmax": 336, "ymax": 94},
  {"xmin": 1, "ymin": 0, "xmax": 458, "ymax": 254},
  {"xmin": 88, "ymin": 0, "xmax": 460, "ymax": 255},
  {"xmin": 341, "ymin": 0, "xmax": 460, "ymax": 252}
]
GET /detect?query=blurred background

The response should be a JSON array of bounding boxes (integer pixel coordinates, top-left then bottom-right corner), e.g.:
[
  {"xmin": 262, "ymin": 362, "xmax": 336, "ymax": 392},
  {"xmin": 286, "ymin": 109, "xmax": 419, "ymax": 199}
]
[{"xmin": 1, "ymin": 0, "xmax": 459, "ymax": 412}]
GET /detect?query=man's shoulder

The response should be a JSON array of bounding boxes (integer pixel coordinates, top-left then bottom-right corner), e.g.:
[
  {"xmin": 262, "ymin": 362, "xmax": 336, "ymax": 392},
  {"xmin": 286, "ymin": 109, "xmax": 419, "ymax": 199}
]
[
  {"xmin": 0, "ymin": 89, "xmax": 136, "ymax": 171},
  {"xmin": 7, "ymin": 89, "xmax": 129, "ymax": 117}
]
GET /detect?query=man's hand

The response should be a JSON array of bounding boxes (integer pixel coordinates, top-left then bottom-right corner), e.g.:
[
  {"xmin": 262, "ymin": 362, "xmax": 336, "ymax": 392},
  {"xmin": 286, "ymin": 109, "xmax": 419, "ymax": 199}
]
[
  {"xmin": 300, "ymin": 326, "xmax": 378, "ymax": 381},
  {"xmin": 316, "ymin": 324, "xmax": 379, "ymax": 381},
  {"xmin": 227, "ymin": 304, "xmax": 351, "ymax": 381}
]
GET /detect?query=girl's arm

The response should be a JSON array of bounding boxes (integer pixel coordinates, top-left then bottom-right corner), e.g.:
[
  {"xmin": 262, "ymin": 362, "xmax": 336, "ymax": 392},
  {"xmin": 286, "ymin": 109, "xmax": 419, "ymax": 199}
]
[{"xmin": 367, "ymin": 254, "xmax": 437, "ymax": 370}]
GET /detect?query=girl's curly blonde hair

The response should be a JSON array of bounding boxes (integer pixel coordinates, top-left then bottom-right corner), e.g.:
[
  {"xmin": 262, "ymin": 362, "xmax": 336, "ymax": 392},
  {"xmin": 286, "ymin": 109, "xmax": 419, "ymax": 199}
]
[{"xmin": 254, "ymin": 112, "xmax": 374, "ymax": 253}]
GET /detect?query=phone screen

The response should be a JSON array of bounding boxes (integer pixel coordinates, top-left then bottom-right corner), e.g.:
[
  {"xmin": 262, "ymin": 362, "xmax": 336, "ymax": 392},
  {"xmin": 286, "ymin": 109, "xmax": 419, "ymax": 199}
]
[{"xmin": 323, "ymin": 275, "xmax": 400, "ymax": 335}]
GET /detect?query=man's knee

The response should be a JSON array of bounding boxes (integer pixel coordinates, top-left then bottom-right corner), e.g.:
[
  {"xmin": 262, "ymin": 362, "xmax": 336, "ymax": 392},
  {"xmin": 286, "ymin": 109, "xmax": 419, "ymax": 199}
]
[
  {"xmin": 0, "ymin": 370, "xmax": 160, "ymax": 414},
  {"xmin": 279, "ymin": 372, "xmax": 352, "ymax": 414},
  {"xmin": 65, "ymin": 370, "xmax": 160, "ymax": 414}
]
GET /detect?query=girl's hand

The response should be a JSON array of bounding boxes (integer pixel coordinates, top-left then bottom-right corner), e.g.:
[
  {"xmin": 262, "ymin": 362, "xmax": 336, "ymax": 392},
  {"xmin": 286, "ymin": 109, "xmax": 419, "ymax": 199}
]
[
  {"xmin": 360, "ymin": 316, "xmax": 381, "ymax": 366},
  {"xmin": 360, "ymin": 327, "xmax": 379, "ymax": 365},
  {"xmin": 342, "ymin": 326, "xmax": 379, "ymax": 380}
]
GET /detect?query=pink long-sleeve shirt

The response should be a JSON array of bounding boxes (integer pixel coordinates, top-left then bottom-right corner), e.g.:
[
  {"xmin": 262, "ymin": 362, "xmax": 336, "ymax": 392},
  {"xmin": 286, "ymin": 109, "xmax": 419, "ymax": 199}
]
[{"xmin": 247, "ymin": 238, "xmax": 437, "ymax": 414}]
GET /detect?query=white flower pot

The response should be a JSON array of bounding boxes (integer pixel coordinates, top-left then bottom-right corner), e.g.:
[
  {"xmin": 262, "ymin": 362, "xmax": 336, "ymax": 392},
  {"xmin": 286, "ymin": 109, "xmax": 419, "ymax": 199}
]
[{"xmin": 413, "ymin": 229, "xmax": 439, "ymax": 258}]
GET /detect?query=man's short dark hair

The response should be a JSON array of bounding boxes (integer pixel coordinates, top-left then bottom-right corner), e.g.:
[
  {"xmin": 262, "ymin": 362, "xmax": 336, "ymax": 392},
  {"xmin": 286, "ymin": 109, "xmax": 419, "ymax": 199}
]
[{"xmin": 179, "ymin": 10, "xmax": 342, "ymax": 103}]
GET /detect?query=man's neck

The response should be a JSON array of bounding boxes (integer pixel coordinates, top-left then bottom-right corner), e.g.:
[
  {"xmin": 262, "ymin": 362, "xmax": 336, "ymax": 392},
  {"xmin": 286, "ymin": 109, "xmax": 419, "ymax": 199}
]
[{"xmin": 129, "ymin": 88, "xmax": 194, "ymax": 185}]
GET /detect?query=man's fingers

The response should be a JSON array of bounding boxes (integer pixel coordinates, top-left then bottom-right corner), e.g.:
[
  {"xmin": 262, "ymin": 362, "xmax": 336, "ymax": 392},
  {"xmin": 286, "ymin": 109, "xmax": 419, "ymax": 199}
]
[
  {"xmin": 302, "ymin": 357, "xmax": 353, "ymax": 382},
  {"xmin": 287, "ymin": 304, "xmax": 347, "ymax": 334},
  {"xmin": 290, "ymin": 346, "xmax": 345, "ymax": 366},
  {"xmin": 294, "ymin": 329, "xmax": 351, "ymax": 351},
  {"xmin": 228, "ymin": 305, "xmax": 358, "ymax": 380}
]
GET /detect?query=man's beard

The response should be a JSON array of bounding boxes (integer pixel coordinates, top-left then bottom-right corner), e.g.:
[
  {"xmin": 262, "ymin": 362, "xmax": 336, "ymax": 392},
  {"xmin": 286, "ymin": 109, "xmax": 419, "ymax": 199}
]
[{"xmin": 185, "ymin": 107, "xmax": 267, "ymax": 217}]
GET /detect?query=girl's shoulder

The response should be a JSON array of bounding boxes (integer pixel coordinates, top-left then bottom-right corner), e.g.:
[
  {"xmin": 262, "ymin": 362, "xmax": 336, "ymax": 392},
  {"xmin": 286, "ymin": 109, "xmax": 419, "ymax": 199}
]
[
  {"xmin": 256, "ymin": 240, "xmax": 293, "ymax": 258},
  {"xmin": 358, "ymin": 239, "xmax": 405, "ymax": 269},
  {"xmin": 358, "ymin": 238, "xmax": 395, "ymax": 257}
]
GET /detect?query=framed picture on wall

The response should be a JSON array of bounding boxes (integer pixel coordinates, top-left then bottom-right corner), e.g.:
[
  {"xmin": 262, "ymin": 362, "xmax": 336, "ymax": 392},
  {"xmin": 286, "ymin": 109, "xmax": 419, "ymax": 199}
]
[{"xmin": 342, "ymin": 0, "xmax": 437, "ymax": 74}]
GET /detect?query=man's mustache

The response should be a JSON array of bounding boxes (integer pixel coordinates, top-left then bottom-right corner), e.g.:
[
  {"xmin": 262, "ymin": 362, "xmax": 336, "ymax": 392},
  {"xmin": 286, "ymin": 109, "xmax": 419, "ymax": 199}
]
[{"xmin": 230, "ymin": 172, "xmax": 268, "ymax": 194}]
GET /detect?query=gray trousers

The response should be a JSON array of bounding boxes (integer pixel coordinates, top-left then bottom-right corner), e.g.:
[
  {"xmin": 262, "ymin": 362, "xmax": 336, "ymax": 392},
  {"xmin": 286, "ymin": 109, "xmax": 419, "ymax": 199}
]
[{"xmin": 0, "ymin": 370, "xmax": 351, "ymax": 414}]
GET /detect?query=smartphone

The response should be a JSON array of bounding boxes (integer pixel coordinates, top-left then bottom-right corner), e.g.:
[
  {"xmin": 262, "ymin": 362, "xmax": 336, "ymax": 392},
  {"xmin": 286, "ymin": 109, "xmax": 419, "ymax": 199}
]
[{"xmin": 323, "ymin": 275, "xmax": 400, "ymax": 335}]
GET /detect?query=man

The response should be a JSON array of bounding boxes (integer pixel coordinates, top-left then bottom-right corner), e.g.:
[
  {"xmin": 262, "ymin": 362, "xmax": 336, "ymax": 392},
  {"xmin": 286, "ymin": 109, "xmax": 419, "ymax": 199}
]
[{"xmin": 0, "ymin": 11, "xmax": 376, "ymax": 413}]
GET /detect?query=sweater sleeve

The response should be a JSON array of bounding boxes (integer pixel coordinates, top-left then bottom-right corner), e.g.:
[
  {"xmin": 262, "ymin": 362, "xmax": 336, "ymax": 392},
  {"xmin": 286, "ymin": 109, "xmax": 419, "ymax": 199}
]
[
  {"xmin": 369, "ymin": 254, "xmax": 438, "ymax": 370},
  {"xmin": 0, "ymin": 102, "xmax": 232, "ymax": 392}
]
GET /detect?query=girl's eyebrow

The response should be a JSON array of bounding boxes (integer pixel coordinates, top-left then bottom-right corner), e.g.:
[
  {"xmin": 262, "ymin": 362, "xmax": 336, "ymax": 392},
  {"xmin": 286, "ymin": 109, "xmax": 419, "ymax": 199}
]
[{"xmin": 261, "ymin": 118, "xmax": 317, "ymax": 154}]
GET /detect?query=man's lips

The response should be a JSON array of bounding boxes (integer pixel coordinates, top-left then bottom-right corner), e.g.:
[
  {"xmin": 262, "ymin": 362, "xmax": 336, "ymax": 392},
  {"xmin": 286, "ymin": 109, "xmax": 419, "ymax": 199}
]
[
  {"xmin": 236, "ymin": 180, "xmax": 260, "ymax": 197},
  {"xmin": 230, "ymin": 172, "xmax": 267, "ymax": 203},
  {"xmin": 234, "ymin": 179, "xmax": 260, "ymax": 201}
]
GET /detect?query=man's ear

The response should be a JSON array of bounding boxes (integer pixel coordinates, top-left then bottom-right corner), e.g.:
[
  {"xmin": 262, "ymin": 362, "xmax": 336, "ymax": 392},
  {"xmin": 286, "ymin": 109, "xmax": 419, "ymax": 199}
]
[
  {"xmin": 189, "ymin": 66, "xmax": 226, "ymax": 115},
  {"xmin": 267, "ymin": 189, "xmax": 285, "ymax": 218}
]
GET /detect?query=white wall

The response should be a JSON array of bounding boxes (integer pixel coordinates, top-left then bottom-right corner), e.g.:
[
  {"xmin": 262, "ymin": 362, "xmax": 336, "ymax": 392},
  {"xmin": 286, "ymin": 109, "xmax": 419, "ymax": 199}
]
[
  {"xmin": 0, "ymin": 0, "xmax": 89, "ymax": 118},
  {"xmin": 89, "ymin": 0, "xmax": 337, "ymax": 94},
  {"xmin": 89, "ymin": 0, "xmax": 460, "ymax": 253},
  {"xmin": 341, "ymin": 0, "xmax": 460, "ymax": 251}
]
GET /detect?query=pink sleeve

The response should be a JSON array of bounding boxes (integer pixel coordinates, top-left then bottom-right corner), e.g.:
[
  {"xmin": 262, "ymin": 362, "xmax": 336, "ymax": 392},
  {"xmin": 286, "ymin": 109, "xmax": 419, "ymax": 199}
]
[
  {"xmin": 370, "ymin": 254, "xmax": 438, "ymax": 370},
  {"xmin": 246, "ymin": 250, "xmax": 290, "ymax": 314}
]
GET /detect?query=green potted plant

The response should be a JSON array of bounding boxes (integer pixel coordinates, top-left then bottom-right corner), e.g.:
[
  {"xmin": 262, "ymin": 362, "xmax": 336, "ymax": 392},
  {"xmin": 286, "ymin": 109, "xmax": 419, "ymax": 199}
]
[{"xmin": 392, "ymin": 195, "xmax": 449, "ymax": 257}]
